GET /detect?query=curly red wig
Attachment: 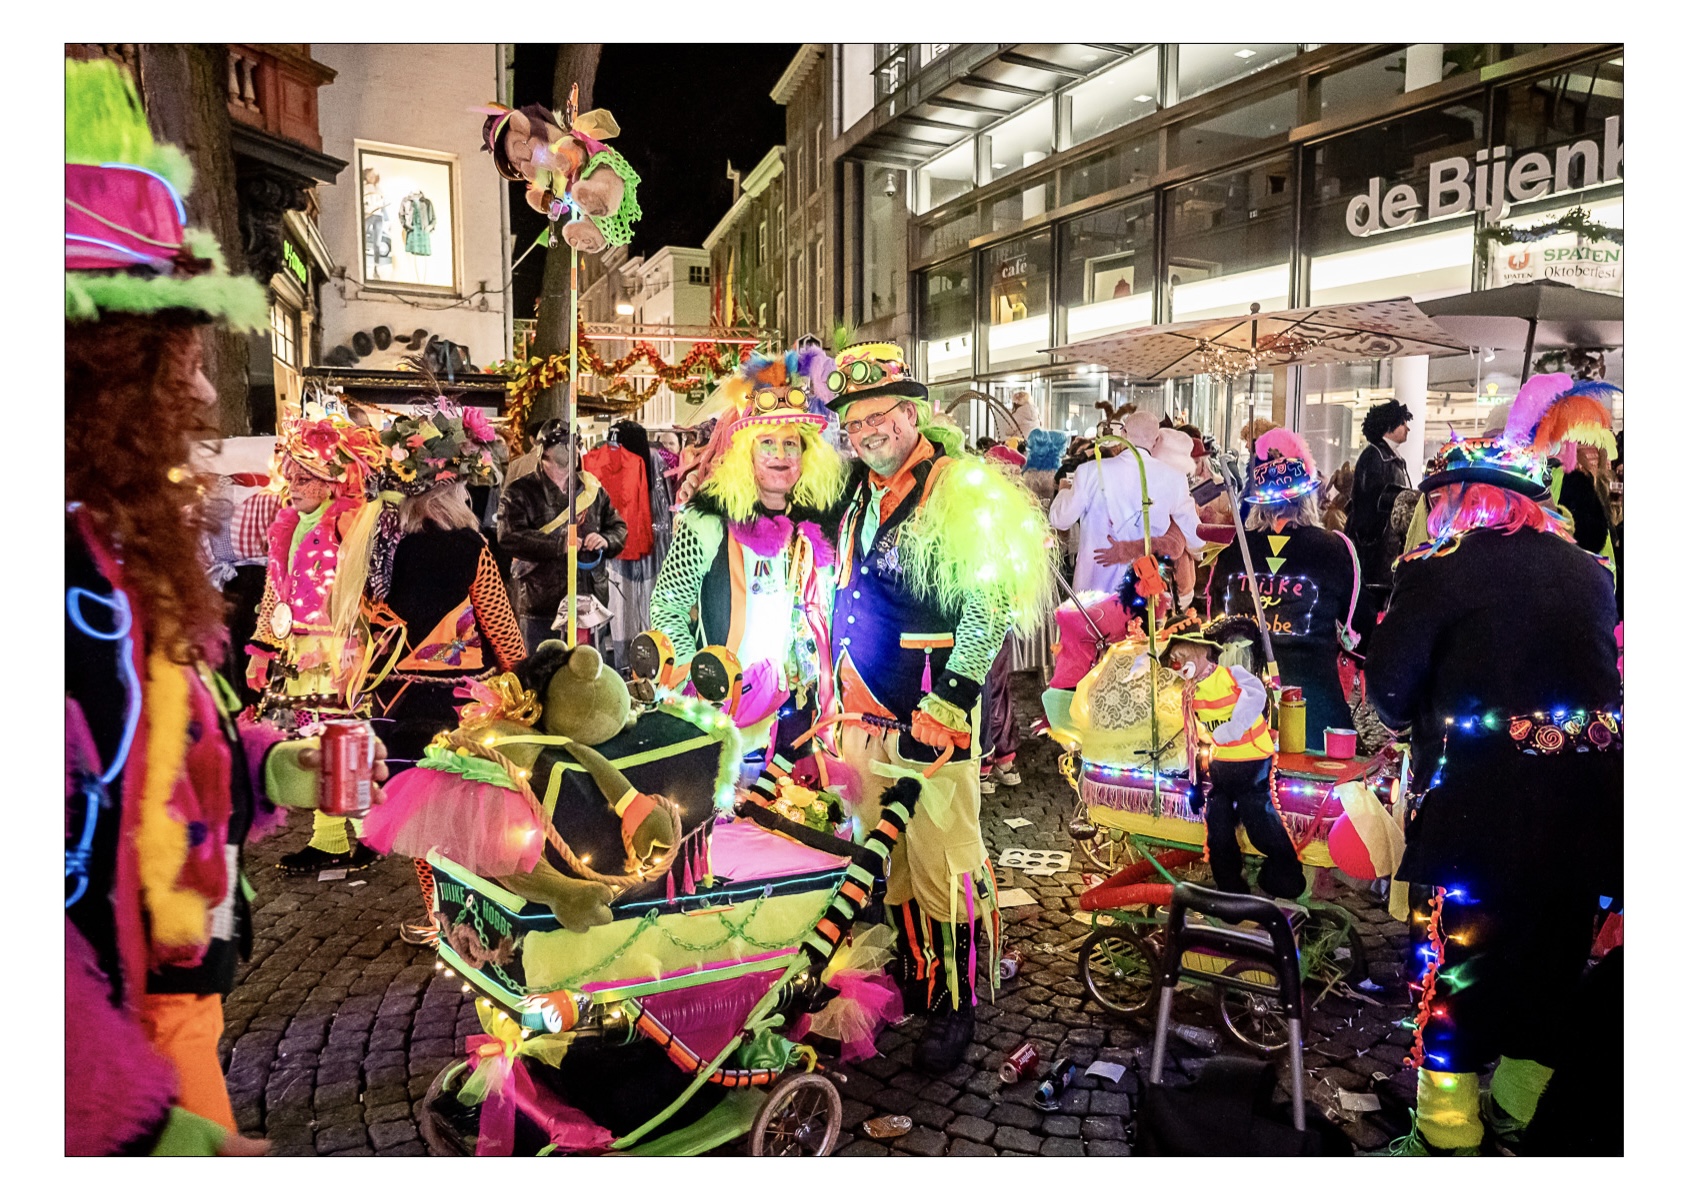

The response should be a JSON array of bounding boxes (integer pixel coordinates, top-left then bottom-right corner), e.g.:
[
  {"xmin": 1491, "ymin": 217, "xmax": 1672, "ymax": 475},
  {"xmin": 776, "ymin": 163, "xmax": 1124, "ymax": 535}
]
[{"xmin": 66, "ymin": 313, "xmax": 228, "ymax": 663}]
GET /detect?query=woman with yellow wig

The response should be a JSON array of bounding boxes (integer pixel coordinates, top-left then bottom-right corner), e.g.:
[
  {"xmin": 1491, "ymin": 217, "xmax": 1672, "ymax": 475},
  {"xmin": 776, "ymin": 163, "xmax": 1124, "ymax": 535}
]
[{"xmin": 648, "ymin": 347, "xmax": 844, "ymax": 798}]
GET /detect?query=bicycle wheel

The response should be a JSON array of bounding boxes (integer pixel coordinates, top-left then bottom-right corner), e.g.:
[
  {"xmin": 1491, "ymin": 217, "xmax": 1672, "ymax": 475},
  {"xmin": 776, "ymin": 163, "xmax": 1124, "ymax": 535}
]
[
  {"xmin": 1079, "ymin": 927, "xmax": 1159, "ymax": 1015},
  {"xmin": 749, "ymin": 1072, "xmax": 842, "ymax": 1157},
  {"xmin": 1216, "ymin": 961, "xmax": 1292, "ymax": 1054}
]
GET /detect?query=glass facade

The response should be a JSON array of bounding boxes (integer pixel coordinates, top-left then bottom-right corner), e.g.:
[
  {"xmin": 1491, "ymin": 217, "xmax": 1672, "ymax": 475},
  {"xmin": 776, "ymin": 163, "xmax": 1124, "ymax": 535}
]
[
  {"xmin": 901, "ymin": 44, "xmax": 1622, "ymax": 457},
  {"xmin": 1175, "ymin": 43, "xmax": 1297, "ymax": 102},
  {"xmin": 1068, "ymin": 49, "xmax": 1160, "ymax": 144}
]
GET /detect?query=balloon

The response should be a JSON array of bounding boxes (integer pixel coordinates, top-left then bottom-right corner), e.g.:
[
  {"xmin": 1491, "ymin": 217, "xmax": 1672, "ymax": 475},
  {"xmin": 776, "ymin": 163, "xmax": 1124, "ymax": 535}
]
[{"xmin": 1327, "ymin": 812, "xmax": 1378, "ymax": 880}]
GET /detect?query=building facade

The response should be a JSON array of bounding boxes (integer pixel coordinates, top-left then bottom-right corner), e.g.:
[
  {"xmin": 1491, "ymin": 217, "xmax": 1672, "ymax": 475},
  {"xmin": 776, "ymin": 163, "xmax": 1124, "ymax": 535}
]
[
  {"xmin": 773, "ymin": 45, "xmax": 836, "ymax": 345},
  {"xmin": 312, "ymin": 43, "xmax": 513, "ymax": 399},
  {"xmin": 578, "ymin": 245, "xmax": 714, "ymax": 428},
  {"xmin": 705, "ymin": 147, "xmax": 786, "ymax": 344},
  {"xmin": 826, "ymin": 43, "xmax": 1623, "ymax": 476}
]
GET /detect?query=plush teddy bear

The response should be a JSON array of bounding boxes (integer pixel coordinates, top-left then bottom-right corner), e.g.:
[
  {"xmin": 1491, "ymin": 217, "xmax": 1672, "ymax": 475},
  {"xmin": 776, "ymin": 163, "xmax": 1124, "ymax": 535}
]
[{"xmin": 477, "ymin": 641, "xmax": 681, "ymax": 931}]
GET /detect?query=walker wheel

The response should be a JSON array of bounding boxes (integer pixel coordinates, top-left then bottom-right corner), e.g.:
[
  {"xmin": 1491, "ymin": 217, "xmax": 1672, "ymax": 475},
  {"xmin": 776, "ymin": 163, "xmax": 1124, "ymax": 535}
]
[
  {"xmin": 749, "ymin": 1071, "xmax": 842, "ymax": 1157},
  {"xmin": 1079, "ymin": 926, "xmax": 1159, "ymax": 1015},
  {"xmin": 1216, "ymin": 960, "xmax": 1292, "ymax": 1054}
]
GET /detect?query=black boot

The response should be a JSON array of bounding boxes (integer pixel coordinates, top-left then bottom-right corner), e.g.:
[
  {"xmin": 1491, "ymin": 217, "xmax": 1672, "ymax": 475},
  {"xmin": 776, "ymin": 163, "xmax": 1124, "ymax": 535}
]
[{"xmin": 914, "ymin": 1002, "xmax": 976, "ymax": 1075}]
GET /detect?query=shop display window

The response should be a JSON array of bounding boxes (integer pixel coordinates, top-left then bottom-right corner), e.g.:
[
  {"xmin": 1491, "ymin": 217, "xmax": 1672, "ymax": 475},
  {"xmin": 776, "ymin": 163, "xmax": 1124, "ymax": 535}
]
[
  {"xmin": 980, "ymin": 231, "xmax": 1053, "ymax": 373},
  {"xmin": 1163, "ymin": 155, "xmax": 1294, "ymax": 322},
  {"xmin": 1174, "ymin": 43, "xmax": 1298, "ymax": 103},
  {"xmin": 357, "ymin": 144, "xmax": 457, "ymax": 293},
  {"xmin": 1068, "ymin": 48, "xmax": 1160, "ymax": 147},
  {"xmin": 916, "ymin": 201, "xmax": 982, "ymax": 264},
  {"xmin": 984, "ymin": 174, "xmax": 1058, "ymax": 235},
  {"xmin": 1058, "ymin": 197, "xmax": 1156, "ymax": 344},
  {"xmin": 920, "ymin": 256, "xmax": 975, "ymax": 382}
]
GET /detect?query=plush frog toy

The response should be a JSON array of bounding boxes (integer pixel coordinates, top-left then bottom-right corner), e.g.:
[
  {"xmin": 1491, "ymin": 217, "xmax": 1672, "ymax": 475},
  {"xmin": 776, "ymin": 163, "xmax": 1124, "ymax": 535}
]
[{"xmin": 483, "ymin": 641, "xmax": 680, "ymax": 932}]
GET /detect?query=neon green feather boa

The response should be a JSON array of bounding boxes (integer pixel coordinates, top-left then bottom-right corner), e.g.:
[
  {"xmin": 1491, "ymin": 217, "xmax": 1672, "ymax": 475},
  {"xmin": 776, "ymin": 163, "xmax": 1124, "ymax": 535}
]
[{"xmin": 896, "ymin": 448, "xmax": 1055, "ymax": 633}]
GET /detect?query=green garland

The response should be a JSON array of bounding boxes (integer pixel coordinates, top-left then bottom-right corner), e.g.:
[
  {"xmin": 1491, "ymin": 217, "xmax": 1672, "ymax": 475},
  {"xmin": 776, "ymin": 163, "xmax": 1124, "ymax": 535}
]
[{"xmin": 1477, "ymin": 206, "xmax": 1623, "ymax": 265}]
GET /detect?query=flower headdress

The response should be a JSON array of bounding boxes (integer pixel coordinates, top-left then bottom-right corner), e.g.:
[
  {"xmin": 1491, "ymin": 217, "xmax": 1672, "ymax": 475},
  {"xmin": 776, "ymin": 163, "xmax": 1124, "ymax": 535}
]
[{"xmin": 277, "ymin": 415, "xmax": 385, "ymax": 493}]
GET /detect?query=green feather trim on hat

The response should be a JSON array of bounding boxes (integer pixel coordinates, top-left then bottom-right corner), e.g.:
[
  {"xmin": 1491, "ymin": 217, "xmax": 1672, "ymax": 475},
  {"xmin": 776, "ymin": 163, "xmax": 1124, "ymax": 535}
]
[
  {"xmin": 65, "ymin": 58, "xmax": 194, "ymax": 193},
  {"xmin": 65, "ymin": 228, "xmax": 268, "ymax": 330}
]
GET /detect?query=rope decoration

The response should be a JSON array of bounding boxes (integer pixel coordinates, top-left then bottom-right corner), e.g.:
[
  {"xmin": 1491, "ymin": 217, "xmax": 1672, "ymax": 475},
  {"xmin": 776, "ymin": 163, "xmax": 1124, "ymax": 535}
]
[{"xmin": 441, "ymin": 728, "xmax": 685, "ymax": 891}]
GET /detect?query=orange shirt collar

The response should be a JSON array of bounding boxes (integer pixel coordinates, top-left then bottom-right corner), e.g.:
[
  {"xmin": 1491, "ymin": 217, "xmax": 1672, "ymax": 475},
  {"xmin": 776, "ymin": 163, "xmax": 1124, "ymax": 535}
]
[{"xmin": 868, "ymin": 435, "xmax": 937, "ymax": 522}]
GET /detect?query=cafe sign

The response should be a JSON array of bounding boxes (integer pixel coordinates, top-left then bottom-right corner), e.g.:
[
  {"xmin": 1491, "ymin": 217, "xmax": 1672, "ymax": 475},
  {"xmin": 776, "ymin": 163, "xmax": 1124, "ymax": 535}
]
[{"xmin": 1346, "ymin": 117, "xmax": 1622, "ymax": 236}]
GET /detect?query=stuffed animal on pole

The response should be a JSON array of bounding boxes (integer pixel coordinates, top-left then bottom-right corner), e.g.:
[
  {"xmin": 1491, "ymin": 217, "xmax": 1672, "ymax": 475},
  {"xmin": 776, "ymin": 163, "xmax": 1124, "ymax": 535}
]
[{"xmin": 474, "ymin": 99, "xmax": 641, "ymax": 255}]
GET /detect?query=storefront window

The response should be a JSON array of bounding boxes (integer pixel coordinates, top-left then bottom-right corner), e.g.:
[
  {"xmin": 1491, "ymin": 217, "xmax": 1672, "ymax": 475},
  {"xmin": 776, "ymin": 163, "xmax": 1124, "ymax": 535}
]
[
  {"xmin": 980, "ymin": 232, "xmax": 1053, "ymax": 374},
  {"xmin": 1167, "ymin": 84, "xmax": 1296, "ymax": 171},
  {"xmin": 1174, "ymin": 43, "xmax": 1297, "ymax": 103},
  {"xmin": 1058, "ymin": 197, "xmax": 1156, "ymax": 344},
  {"xmin": 916, "ymin": 141, "xmax": 974, "ymax": 214},
  {"xmin": 1302, "ymin": 101, "xmax": 1484, "ymax": 305},
  {"xmin": 862, "ymin": 165, "xmax": 908, "ymax": 323},
  {"xmin": 1068, "ymin": 48, "xmax": 1160, "ymax": 146},
  {"xmin": 1059, "ymin": 135, "xmax": 1157, "ymax": 206},
  {"xmin": 357, "ymin": 145, "xmax": 457, "ymax": 293},
  {"xmin": 919, "ymin": 256, "xmax": 975, "ymax": 383},
  {"xmin": 1163, "ymin": 155, "xmax": 1294, "ymax": 322}
]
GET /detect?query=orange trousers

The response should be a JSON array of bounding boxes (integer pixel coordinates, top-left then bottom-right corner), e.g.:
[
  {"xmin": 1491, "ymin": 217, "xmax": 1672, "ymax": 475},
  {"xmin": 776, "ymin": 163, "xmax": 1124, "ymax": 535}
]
[{"xmin": 138, "ymin": 992, "xmax": 235, "ymax": 1132}]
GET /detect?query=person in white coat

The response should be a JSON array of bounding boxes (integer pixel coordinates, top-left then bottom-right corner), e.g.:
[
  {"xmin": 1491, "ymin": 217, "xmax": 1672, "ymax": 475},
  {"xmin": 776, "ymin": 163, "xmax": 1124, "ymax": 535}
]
[{"xmin": 1049, "ymin": 410, "xmax": 1205, "ymax": 597}]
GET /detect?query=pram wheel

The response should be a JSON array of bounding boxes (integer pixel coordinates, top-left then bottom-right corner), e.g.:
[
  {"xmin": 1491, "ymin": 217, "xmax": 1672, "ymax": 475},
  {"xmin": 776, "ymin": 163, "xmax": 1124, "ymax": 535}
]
[
  {"xmin": 419, "ymin": 1058, "xmax": 476, "ymax": 1156},
  {"xmin": 749, "ymin": 1072, "xmax": 842, "ymax": 1157},
  {"xmin": 1216, "ymin": 960, "xmax": 1291, "ymax": 1054},
  {"xmin": 1079, "ymin": 927, "xmax": 1159, "ymax": 1015}
]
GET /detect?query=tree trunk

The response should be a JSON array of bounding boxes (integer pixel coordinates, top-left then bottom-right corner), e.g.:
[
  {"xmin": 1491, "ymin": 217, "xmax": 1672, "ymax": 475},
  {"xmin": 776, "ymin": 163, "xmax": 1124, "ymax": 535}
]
[
  {"xmin": 139, "ymin": 43, "xmax": 255, "ymax": 437},
  {"xmin": 529, "ymin": 43, "xmax": 602, "ymax": 428}
]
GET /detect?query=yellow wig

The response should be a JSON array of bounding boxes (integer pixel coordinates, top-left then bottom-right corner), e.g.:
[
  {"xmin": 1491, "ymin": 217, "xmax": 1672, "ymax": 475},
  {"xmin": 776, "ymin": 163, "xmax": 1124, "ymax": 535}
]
[{"xmin": 699, "ymin": 422, "xmax": 845, "ymax": 523}]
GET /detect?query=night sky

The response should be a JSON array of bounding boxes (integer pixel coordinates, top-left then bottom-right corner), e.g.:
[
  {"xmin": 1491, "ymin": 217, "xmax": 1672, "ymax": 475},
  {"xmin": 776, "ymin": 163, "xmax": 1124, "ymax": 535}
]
[{"xmin": 507, "ymin": 43, "xmax": 797, "ymax": 317}]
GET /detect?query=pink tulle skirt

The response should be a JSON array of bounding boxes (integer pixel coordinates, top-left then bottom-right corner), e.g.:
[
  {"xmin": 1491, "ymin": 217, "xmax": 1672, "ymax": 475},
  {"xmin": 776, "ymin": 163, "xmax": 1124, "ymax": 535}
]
[{"xmin": 362, "ymin": 767, "xmax": 545, "ymax": 877}]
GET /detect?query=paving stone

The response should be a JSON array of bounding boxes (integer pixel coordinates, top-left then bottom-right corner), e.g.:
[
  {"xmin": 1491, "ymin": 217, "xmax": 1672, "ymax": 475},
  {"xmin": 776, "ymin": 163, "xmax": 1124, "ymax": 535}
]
[
  {"xmin": 1087, "ymin": 1138, "xmax": 1131, "ymax": 1156},
  {"xmin": 947, "ymin": 1115, "xmax": 996, "ymax": 1143},
  {"xmin": 1040, "ymin": 1136, "xmax": 1085, "ymax": 1156},
  {"xmin": 993, "ymin": 1126, "xmax": 1043, "ymax": 1154},
  {"xmin": 990, "ymin": 1102, "xmax": 1042, "ymax": 1131},
  {"xmin": 368, "ymin": 1120, "xmax": 417, "ymax": 1151},
  {"xmin": 1041, "ymin": 1113, "xmax": 1081, "ymax": 1138},
  {"xmin": 948, "ymin": 1138, "xmax": 997, "ymax": 1156},
  {"xmin": 897, "ymin": 1126, "xmax": 948, "ymax": 1156},
  {"xmin": 953, "ymin": 1092, "xmax": 993, "ymax": 1117},
  {"xmin": 838, "ymin": 1139, "xmax": 891, "ymax": 1157},
  {"xmin": 908, "ymin": 1102, "xmax": 954, "ymax": 1127},
  {"xmin": 314, "ymin": 1125, "xmax": 368, "ymax": 1154}
]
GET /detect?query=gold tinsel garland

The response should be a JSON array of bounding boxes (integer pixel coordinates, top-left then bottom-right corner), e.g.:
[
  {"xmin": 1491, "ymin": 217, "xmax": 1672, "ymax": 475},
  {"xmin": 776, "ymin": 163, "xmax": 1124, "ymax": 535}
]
[{"xmin": 493, "ymin": 330, "xmax": 752, "ymax": 449}]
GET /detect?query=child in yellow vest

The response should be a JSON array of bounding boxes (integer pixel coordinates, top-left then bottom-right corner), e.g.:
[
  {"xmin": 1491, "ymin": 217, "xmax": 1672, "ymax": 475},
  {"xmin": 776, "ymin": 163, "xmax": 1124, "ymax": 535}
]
[{"xmin": 1164, "ymin": 619, "xmax": 1306, "ymax": 899}]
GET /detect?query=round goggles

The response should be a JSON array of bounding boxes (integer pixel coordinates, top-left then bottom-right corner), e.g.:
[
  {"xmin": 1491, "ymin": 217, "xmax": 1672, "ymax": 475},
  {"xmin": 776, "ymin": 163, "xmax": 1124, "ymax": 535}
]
[
  {"xmin": 751, "ymin": 386, "xmax": 809, "ymax": 412},
  {"xmin": 827, "ymin": 358, "xmax": 901, "ymax": 394}
]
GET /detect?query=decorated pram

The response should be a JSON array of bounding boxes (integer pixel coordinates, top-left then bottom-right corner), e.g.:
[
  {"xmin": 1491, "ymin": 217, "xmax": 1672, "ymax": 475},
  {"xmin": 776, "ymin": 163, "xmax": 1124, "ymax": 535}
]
[{"xmin": 373, "ymin": 646, "xmax": 911, "ymax": 1157}]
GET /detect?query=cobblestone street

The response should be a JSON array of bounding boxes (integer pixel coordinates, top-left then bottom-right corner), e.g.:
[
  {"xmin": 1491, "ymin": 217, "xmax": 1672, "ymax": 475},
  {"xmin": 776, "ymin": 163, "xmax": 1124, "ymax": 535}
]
[{"xmin": 222, "ymin": 678, "xmax": 1418, "ymax": 1156}]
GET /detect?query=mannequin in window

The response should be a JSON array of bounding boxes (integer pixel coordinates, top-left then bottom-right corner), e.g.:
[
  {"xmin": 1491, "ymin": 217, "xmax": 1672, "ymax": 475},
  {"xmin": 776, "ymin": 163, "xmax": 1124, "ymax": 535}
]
[{"xmin": 362, "ymin": 168, "xmax": 391, "ymax": 281}]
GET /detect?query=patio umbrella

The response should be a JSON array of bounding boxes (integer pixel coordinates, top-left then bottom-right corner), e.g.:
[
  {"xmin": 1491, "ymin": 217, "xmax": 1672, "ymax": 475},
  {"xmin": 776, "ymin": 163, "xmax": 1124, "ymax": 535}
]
[
  {"xmin": 1417, "ymin": 279, "xmax": 1623, "ymax": 381},
  {"xmin": 1046, "ymin": 297, "xmax": 1467, "ymax": 382}
]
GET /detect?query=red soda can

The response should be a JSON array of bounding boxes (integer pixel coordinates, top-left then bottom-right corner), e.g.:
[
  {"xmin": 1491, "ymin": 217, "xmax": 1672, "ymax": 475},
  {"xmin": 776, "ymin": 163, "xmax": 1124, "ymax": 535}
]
[
  {"xmin": 1000, "ymin": 1040, "xmax": 1040, "ymax": 1084},
  {"xmin": 319, "ymin": 719, "xmax": 376, "ymax": 818}
]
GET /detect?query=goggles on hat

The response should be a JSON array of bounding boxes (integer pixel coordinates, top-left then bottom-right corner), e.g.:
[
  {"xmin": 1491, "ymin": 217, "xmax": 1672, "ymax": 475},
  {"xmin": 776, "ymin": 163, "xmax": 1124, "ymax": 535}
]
[
  {"xmin": 751, "ymin": 385, "xmax": 809, "ymax": 413},
  {"xmin": 828, "ymin": 357, "xmax": 905, "ymax": 394}
]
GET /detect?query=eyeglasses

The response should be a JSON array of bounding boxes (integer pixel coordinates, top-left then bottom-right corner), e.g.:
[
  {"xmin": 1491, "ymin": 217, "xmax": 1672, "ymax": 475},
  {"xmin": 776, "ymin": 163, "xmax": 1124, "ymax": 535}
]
[{"xmin": 841, "ymin": 400, "xmax": 909, "ymax": 439}]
